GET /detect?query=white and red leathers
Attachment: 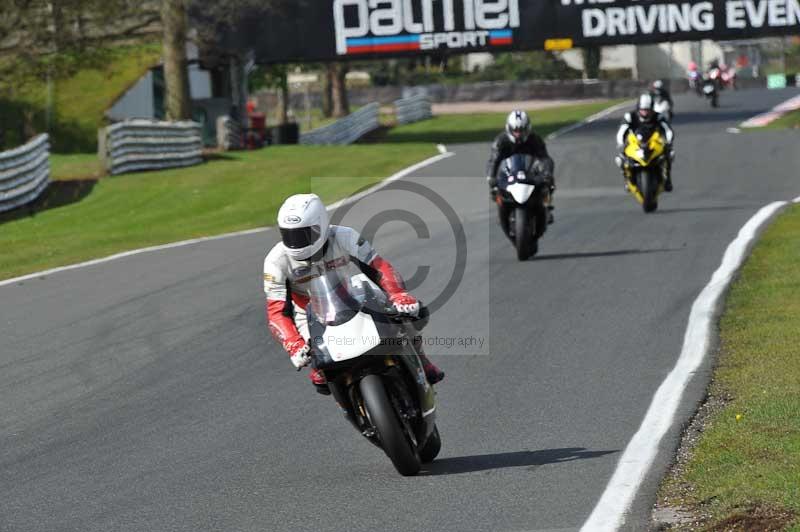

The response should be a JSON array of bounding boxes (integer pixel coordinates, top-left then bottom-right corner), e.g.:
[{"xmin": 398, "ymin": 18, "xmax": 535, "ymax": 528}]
[{"xmin": 263, "ymin": 225, "xmax": 440, "ymax": 385}]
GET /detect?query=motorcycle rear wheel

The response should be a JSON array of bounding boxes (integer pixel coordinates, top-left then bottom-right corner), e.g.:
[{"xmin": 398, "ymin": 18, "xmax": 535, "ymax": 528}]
[{"xmin": 359, "ymin": 375, "xmax": 421, "ymax": 476}]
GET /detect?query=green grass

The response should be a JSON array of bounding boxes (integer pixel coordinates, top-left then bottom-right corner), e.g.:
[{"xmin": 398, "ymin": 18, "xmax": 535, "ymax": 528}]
[
  {"xmin": 50, "ymin": 154, "xmax": 105, "ymax": 181},
  {"xmin": 382, "ymin": 100, "xmax": 627, "ymax": 144},
  {"xmin": 659, "ymin": 205, "xmax": 800, "ymax": 531},
  {"xmin": 764, "ymin": 109, "xmax": 800, "ymax": 130},
  {"xmin": 0, "ymin": 145, "xmax": 436, "ymax": 280}
]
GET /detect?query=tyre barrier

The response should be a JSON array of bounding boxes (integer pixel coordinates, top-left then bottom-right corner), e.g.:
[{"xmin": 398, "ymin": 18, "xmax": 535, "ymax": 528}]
[
  {"xmin": 0, "ymin": 134, "xmax": 50, "ymax": 214},
  {"xmin": 99, "ymin": 120, "xmax": 203, "ymax": 175},
  {"xmin": 300, "ymin": 103, "xmax": 380, "ymax": 145}
]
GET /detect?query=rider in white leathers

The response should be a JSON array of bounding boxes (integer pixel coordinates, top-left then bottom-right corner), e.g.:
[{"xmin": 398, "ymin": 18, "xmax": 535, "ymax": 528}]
[{"xmin": 263, "ymin": 194, "xmax": 444, "ymax": 394}]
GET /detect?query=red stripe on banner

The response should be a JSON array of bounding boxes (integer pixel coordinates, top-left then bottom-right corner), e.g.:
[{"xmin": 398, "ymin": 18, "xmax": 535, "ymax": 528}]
[
  {"xmin": 491, "ymin": 38, "xmax": 513, "ymax": 46},
  {"xmin": 348, "ymin": 43, "xmax": 420, "ymax": 54}
]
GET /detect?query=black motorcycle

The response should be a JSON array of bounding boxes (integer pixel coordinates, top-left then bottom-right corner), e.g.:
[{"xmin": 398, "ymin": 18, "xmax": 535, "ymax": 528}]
[
  {"xmin": 304, "ymin": 264, "xmax": 440, "ymax": 476},
  {"xmin": 495, "ymin": 154, "xmax": 552, "ymax": 260},
  {"xmin": 702, "ymin": 76, "xmax": 718, "ymax": 108}
]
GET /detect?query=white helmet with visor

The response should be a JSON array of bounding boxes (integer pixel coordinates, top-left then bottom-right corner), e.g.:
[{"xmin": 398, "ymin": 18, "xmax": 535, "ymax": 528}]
[{"xmin": 277, "ymin": 194, "xmax": 329, "ymax": 260}]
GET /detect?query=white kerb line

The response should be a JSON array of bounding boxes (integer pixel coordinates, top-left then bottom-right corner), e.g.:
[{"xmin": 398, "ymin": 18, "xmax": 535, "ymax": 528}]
[{"xmin": 580, "ymin": 200, "xmax": 788, "ymax": 531}]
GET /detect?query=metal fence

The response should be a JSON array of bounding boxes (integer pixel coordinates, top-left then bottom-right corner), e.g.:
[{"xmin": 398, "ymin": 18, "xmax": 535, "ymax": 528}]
[
  {"xmin": 300, "ymin": 103, "xmax": 380, "ymax": 145},
  {"xmin": 395, "ymin": 95, "xmax": 433, "ymax": 125},
  {"xmin": 100, "ymin": 120, "xmax": 204, "ymax": 175},
  {"xmin": 0, "ymin": 134, "xmax": 50, "ymax": 214}
]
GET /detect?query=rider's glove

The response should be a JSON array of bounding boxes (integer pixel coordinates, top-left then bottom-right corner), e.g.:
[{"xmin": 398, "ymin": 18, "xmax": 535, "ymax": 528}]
[
  {"xmin": 390, "ymin": 292, "xmax": 420, "ymax": 317},
  {"xmin": 287, "ymin": 339, "xmax": 312, "ymax": 369}
]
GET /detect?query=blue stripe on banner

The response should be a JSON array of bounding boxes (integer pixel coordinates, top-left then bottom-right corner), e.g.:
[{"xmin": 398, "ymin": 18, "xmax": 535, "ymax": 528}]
[
  {"xmin": 489, "ymin": 30, "xmax": 513, "ymax": 39},
  {"xmin": 347, "ymin": 35, "xmax": 421, "ymax": 46}
]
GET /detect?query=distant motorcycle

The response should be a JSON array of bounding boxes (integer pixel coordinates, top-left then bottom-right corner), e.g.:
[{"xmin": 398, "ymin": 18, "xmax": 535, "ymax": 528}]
[
  {"xmin": 653, "ymin": 94, "xmax": 673, "ymax": 122},
  {"xmin": 306, "ymin": 266, "xmax": 441, "ymax": 476},
  {"xmin": 495, "ymin": 154, "xmax": 552, "ymax": 260},
  {"xmin": 618, "ymin": 125, "xmax": 668, "ymax": 213},
  {"xmin": 720, "ymin": 65, "xmax": 737, "ymax": 90},
  {"xmin": 688, "ymin": 70, "xmax": 702, "ymax": 94},
  {"xmin": 702, "ymin": 77, "xmax": 719, "ymax": 108}
]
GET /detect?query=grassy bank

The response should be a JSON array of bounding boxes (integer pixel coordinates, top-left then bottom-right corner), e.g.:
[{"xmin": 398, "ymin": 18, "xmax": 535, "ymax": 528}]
[
  {"xmin": 1, "ymin": 145, "xmax": 435, "ymax": 280},
  {"xmin": 659, "ymin": 205, "xmax": 800, "ymax": 531},
  {"xmin": 382, "ymin": 100, "xmax": 626, "ymax": 144},
  {"xmin": 1, "ymin": 43, "xmax": 161, "ymax": 152}
]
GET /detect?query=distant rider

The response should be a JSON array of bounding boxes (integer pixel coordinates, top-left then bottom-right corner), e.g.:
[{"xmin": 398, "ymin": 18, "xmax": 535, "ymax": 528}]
[
  {"xmin": 616, "ymin": 93, "xmax": 675, "ymax": 192},
  {"xmin": 486, "ymin": 110, "xmax": 556, "ymax": 223},
  {"xmin": 650, "ymin": 79, "xmax": 674, "ymax": 122},
  {"xmin": 263, "ymin": 194, "xmax": 445, "ymax": 394}
]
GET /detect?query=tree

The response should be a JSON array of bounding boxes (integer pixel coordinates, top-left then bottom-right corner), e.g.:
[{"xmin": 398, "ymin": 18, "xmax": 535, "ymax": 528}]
[
  {"xmin": 331, "ymin": 61, "xmax": 349, "ymax": 118},
  {"xmin": 161, "ymin": 0, "xmax": 191, "ymax": 120},
  {"xmin": 582, "ymin": 46, "xmax": 602, "ymax": 79}
]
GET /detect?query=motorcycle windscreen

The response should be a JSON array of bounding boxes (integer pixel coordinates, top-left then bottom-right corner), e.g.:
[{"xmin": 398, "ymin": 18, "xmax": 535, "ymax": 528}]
[{"xmin": 301, "ymin": 261, "xmax": 390, "ymax": 327}]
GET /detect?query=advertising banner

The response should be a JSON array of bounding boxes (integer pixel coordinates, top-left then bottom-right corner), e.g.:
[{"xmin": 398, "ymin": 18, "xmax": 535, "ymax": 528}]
[{"xmin": 221, "ymin": 0, "xmax": 800, "ymax": 63}]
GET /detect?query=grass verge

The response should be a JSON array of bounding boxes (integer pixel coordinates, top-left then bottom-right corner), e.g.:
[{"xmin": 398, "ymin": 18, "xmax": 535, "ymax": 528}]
[
  {"xmin": 380, "ymin": 99, "xmax": 627, "ymax": 144},
  {"xmin": 764, "ymin": 109, "xmax": 800, "ymax": 130},
  {"xmin": 658, "ymin": 204, "xmax": 800, "ymax": 531}
]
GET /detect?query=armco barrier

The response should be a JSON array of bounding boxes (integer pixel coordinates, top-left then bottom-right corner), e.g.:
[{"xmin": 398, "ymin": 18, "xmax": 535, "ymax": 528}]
[
  {"xmin": 100, "ymin": 120, "xmax": 203, "ymax": 175},
  {"xmin": 300, "ymin": 103, "xmax": 380, "ymax": 145},
  {"xmin": 216, "ymin": 116, "xmax": 243, "ymax": 151},
  {"xmin": 0, "ymin": 134, "xmax": 50, "ymax": 214},
  {"xmin": 395, "ymin": 95, "xmax": 432, "ymax": 125}
]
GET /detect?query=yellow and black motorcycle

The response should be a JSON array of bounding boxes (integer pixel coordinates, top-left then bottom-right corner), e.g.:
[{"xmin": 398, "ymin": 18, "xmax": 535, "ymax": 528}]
[{"xmin": 619, "ymin": 127, "xmax": 668, "ymax": 213}]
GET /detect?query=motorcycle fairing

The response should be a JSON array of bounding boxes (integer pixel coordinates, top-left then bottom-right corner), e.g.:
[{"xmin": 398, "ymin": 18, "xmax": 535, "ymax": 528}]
[
  {"xmin": 624, "ymin": 130, "xmax": 665, "ymax": 166},
  {"xmin": 506, "ymin": 182, "xmax": 535, "ymax": 204},
  {"xmin": 317, "ymin": 311, "xmax": 381, "ymax": 362}
]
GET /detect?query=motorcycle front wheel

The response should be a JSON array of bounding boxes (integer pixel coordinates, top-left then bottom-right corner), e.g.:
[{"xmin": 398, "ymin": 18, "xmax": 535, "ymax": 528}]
[
  {"xmin": 513, "ymin": 207, "xmax": 537, "ymax": 260},
  {"xmin": 419, "ymin": 425, "xmax": 442, "ymax": 463},
  {"xmin": 359, "ymin": 375, "xmax": 421, "ymax": 476},
  {"xmin": 639, "ymin": 169, "xmax": 659, "ymax": 213}
]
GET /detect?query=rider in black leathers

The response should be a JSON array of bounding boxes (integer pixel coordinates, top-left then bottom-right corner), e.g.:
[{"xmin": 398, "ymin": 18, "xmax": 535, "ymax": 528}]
[{"xmin": 486, "ymin": 110, "xmax": 556, "ymax": 222}]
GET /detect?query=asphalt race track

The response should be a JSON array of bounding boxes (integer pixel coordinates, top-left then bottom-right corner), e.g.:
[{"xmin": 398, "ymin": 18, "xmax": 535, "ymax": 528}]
[{"xmin": 2, "ymin": 87, "xmax": 799, "ymax": 532}]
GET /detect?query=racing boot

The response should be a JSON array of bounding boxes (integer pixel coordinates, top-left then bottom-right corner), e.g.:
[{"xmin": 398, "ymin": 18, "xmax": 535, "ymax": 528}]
[
  {"xmin": 309, "ymin": 367, "xmax": 330, "ymax": 395},
  {"xmin": 418, "ymin": 352, "xmax": 445, "ymax": 385},
  {"xmin": 664, "ymin": 151, "xmax": 674, "ymax": 192},
  {"xmin": 545, "ymin": 182, "xmax": 555, "ymax": 224}
]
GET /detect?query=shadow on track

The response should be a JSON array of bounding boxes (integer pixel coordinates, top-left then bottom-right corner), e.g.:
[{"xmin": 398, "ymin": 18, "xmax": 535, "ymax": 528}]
[
  {"xmin": 533, "ymin": 248, "xmax": 679, "ymax": 261},
  {"xmin": 656, "ymin": 204, "xmax": 757, "ymax": 214},
  {"xmin": 422, "ymin": 447, "xmax": 618, "ymax": 476}
]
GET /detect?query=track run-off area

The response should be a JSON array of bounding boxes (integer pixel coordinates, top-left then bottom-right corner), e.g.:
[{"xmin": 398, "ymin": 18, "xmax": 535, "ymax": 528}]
[{"xmin": 2, "ymin": 87, "xmax": 799, "ymax": 532}]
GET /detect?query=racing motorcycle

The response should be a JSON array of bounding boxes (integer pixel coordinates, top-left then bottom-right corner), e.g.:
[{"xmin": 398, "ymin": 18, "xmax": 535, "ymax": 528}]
[
  {"xmin": 702, "ymin": 76, "xmax": 719, "ymax": 108},
  {"xmin": 616, "ymin": 125, "xmax": 668, "ymax": 213},
  {"xmin": 304, "ymin": 263, "xmax": 440, "ymax": 476},
  {"xmin": 653, "ymin": 94, "xmax": 673, "ymax": 122},
  {"xmin": 494, "ymin": 154, "xmax": 552, "ymax": 260},
  {"xmin": 688, "ymin": 70, "xmax": 702, "ymax": 95}
]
